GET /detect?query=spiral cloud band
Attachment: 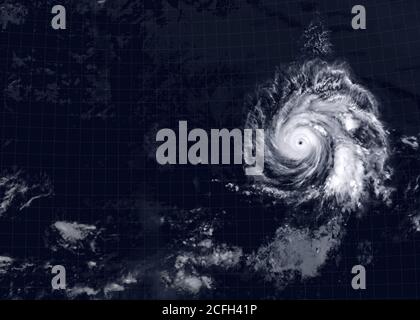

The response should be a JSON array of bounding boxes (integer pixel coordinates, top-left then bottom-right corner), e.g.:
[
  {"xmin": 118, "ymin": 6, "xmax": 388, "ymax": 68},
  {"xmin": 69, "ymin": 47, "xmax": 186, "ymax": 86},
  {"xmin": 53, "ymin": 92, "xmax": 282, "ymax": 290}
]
[{"xmin": 245, "ymin": 59, "xmax": 391, "ymax": 212}]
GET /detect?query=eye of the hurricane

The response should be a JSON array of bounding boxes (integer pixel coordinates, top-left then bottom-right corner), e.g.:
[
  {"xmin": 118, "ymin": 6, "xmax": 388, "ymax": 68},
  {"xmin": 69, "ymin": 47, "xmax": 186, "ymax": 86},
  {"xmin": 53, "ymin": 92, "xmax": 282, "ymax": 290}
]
[
  {"xmin": 294, "ymin": 136, "xmax": 307, "ymax": 148},
  {"xmin": 276, "ymin": 126, "xmax": 319, "ymax": 160}
]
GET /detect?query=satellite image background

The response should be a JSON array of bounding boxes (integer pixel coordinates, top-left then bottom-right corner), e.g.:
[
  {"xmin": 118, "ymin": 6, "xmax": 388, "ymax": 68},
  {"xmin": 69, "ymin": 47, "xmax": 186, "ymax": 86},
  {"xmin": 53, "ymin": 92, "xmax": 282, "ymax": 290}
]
[{"xmin": 0, "ymin": 0, "xmax": 420, "ymax": 299}]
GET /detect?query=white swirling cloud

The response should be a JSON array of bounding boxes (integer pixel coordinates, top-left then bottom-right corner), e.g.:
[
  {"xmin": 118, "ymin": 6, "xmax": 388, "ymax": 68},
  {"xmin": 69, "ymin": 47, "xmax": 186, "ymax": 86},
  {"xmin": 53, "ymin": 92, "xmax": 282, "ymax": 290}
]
[{"xmin": 246, "ymin": 59, "xmax": 392, "ymax": 212}]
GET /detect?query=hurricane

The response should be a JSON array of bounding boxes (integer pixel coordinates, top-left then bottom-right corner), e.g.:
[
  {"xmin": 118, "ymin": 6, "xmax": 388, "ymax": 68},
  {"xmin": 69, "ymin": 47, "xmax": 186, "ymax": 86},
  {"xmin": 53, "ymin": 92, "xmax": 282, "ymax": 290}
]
[{"xmin": 245, "ymin": 58, "xmax": 392, "ymax": 213}]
